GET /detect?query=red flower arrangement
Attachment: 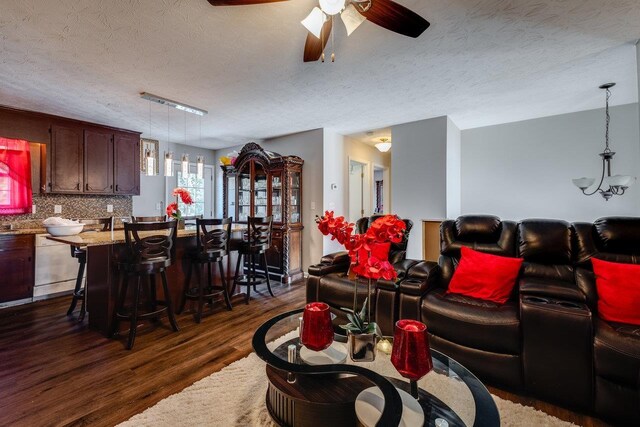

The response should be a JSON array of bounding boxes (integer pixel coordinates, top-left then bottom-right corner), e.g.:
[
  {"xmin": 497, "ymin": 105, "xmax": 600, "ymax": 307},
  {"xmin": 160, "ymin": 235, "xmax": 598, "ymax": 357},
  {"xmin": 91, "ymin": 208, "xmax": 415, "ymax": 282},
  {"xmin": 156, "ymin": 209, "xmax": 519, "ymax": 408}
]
[
  {"xmin": 316, "ymin": 211, "xmax": 406, "ymax": 281},
  {"xmin": 166, "ymin": 187, "xmax": 194, "ymax": 219}
]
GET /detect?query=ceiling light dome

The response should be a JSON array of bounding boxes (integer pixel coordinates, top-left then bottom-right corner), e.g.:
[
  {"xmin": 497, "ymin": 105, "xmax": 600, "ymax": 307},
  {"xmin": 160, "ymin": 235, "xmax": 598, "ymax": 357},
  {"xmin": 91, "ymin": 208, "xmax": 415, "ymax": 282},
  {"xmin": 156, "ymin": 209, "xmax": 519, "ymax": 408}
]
[{"xmin": 319, "ymin": 0, "xmax": 346, "ymax": 16}]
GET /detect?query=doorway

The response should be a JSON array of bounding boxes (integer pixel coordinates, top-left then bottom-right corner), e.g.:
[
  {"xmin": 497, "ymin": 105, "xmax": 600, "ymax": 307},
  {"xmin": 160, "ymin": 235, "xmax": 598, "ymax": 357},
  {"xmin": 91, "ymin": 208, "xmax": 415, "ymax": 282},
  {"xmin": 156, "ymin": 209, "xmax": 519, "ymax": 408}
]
[
  {"xmin": 373, "ymin": 165, "xmax": 384, "ymax": 214},
  {"xmin": 348, "ymin": 159, "xmax": 370, "ymax": 223}
]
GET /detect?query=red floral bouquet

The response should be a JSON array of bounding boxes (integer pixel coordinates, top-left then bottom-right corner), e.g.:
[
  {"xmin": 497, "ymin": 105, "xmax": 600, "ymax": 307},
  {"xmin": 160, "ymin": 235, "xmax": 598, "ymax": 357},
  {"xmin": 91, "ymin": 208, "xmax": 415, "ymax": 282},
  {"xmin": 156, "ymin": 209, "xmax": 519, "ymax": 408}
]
[
  {"xmin": 166, "ymin": 187, "xmax": 193, "ymax": 220},
  {"xmin": 316, "ymin": 211, "xmax": 407, "ymax": 341},
  {"xmin": 316, "ymin": 211, "xmax": 406, "ymax": 281}
]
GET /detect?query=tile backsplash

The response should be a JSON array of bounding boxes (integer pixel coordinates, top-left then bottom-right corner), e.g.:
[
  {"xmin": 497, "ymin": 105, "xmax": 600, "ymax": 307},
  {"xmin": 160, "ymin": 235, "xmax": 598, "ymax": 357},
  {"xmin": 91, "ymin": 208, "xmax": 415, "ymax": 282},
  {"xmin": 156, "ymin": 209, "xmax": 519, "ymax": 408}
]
[{"xmin": 1, "ymin": 194, "xmax": 132, "ymax": 228}]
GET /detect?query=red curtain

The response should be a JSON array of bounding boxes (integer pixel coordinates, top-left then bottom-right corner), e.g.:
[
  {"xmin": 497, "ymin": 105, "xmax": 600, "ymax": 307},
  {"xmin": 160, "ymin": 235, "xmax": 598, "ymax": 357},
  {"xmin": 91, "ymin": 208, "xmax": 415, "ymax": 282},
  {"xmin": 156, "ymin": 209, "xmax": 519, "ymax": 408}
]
[{"xmin": 0, "ymin": 137, "xmax": 32, "ymax": 215}]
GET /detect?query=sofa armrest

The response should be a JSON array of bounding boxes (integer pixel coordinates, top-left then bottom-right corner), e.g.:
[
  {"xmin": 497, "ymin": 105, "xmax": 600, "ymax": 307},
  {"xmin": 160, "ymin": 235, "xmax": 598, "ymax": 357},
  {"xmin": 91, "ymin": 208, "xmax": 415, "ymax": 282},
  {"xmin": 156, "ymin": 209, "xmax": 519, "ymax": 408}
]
[
  {"xmin": 519, "ymin": 277, "xmax": 587, "ymax": 303},
  {"xmin": 399, "ymin": 261, "xmax": 440, "ymax": 295},
  {"xmin": 308, "ymin": 251, "xmax": 350, "ymax": 277}
]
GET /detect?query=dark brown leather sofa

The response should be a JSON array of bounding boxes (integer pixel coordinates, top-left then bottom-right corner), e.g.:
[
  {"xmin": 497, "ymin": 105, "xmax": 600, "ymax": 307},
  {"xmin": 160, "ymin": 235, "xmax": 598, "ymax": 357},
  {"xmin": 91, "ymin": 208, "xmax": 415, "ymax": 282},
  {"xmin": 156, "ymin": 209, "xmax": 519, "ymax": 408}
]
[{"xmin": 307, "ymin": 214, "xmax": 640, "ymax": 425}]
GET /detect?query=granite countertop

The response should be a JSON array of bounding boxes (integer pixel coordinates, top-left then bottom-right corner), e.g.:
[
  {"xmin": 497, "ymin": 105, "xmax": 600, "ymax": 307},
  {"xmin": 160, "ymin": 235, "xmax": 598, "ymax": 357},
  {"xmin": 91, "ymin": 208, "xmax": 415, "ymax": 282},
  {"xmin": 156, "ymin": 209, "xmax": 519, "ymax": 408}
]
[
  {"xmin": 46, "ymin": 229, "xmax": 198, "ymax": 246},
  {"xmin": 45, "ymin": 226, "xmax": 246, "ymax": 247},
  {"xmin": 0, "ymin": 228, "xmax": 48, "ymax": 236}
]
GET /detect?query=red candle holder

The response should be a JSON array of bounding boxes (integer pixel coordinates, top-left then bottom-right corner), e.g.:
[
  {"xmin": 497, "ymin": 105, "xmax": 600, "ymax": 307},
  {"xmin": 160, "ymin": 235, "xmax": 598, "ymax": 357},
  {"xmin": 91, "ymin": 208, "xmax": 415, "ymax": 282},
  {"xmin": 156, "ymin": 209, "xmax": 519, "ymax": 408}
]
[
  {"xmin": 391, "ymin": 319, "xmax": 433, "ymax": 399},
  {"xmin": 300, "ymin": 302, "xmax": 334, "ymax": 352}
]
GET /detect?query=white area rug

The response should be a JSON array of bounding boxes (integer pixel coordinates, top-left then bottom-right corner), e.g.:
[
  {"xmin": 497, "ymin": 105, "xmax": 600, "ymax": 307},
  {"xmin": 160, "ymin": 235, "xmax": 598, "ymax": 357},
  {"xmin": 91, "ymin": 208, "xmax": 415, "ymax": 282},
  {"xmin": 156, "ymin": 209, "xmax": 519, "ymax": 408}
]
[{"xmin": 119, "ymin": 332, "xmax": 577, "ymax": 427}]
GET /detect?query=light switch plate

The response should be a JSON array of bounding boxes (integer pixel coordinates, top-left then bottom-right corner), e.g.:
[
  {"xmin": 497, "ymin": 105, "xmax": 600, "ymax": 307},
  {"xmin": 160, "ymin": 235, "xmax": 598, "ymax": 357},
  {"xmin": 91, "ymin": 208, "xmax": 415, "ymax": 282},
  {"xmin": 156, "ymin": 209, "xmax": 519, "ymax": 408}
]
[
  {"xmin": 310, "ymin": 201, "xmax": 316, "ymax": 210},
  {"xmin": 54, "ymin": 205, "xmax": 62, "ymax": 214},
  {"xmin": 155, "ymin": 202, "xmax": 162, "ymax": 211},
  {"xmin": 32, "ymin": 205, "xmax": 36, "ymax": 214},
  {"xmin": 107, "ymin": 204, "xmax": 113, "ymax": 213}
]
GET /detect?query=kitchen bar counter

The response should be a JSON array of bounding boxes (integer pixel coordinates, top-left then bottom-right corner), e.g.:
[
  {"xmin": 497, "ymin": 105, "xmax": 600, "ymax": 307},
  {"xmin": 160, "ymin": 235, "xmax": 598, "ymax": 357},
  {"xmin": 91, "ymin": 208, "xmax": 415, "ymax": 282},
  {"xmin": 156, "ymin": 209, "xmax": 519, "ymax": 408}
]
[{"xmin": 48, "ymin": 227, "xmax": 244, "ymax": 336}]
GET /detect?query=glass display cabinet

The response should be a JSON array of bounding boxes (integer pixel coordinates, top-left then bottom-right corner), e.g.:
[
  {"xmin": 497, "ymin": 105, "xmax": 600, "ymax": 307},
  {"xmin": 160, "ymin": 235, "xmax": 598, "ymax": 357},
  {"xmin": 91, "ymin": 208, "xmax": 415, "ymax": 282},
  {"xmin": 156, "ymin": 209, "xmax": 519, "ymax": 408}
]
[{"xmin": 222, "ymin": 142, "xmax": 304, "ymax": 284}]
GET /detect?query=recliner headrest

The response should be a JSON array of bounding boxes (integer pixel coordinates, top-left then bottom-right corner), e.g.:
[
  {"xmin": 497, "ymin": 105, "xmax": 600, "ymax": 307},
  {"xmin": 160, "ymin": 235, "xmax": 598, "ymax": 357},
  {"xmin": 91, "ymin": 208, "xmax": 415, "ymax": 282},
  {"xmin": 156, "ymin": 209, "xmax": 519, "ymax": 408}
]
[
  {"xmin": 594, "ymin": 217, "xmax": 640, "ymax": 254},
  {"xmin": 454, "ymin": 215, "xmax": 502, "ymax": 243},
  {"xmin": 518, "ymin": 219, "xmax": 572, "ymax": 264}
]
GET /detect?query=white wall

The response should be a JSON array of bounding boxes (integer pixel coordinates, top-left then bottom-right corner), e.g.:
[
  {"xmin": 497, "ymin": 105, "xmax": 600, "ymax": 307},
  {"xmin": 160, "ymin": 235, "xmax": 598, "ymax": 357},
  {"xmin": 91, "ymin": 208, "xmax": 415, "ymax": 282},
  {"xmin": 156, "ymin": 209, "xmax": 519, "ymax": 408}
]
[
  {"xmin": 461, "ymin": 103, "xmax": 640, "ymax": 221},
  {"xmin": 214, "ymin": 129, "xmax": 324, "ymax": 271},
  {"xmin": 446, "ymin": 118, "xmax": 461, "ymax": 218},
  {"xmin": 392, "ymin": 116, "xmax": 449, "ymax": 259},
  {"xmin": 322, "ymin": 130, "xmax": 346, "ymax": 254}
]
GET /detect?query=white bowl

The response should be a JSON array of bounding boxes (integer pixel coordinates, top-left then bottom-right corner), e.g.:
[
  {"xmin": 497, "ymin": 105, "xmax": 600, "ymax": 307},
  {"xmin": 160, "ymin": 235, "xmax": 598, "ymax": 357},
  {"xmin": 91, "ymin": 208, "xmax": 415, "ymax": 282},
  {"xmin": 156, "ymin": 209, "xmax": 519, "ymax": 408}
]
[{"xmin": 45, "ymin": 224, "xmax": 84, "ymax": 236}]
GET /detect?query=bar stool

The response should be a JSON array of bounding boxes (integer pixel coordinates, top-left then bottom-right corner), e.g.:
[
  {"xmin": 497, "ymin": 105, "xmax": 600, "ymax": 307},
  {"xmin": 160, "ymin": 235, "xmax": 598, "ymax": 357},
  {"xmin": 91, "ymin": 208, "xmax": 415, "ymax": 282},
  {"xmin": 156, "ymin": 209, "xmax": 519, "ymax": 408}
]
[
  {"xmin": 66, "ymin": 217, "xmax": 113, "ymax": 321},
  {"xmin": 111, "ymin": 220, "xmax": 179, "ymax": 350},
  {"xmin": 132, "ymin": 215, "xmax": 167, "ymax": 222},
  {"xmin": 233, "ymin": 216, "xmax": 274, "ymax": 304},
  {"xmin": 179, "ymin": 218, "xmax": 233, "ymax": 322}
]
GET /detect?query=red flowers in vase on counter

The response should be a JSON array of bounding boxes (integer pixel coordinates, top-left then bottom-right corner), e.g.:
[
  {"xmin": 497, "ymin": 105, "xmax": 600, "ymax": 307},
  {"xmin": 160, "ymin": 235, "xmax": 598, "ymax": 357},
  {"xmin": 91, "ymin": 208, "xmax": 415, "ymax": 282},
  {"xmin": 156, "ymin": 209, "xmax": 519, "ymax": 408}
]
[
  {"xmin": 166, "ymin": 187, "xmax": 194, "ymax": 220},
  {"xmin": 315, "ymin": 211, "xmax": 406, "ymax": 281}
]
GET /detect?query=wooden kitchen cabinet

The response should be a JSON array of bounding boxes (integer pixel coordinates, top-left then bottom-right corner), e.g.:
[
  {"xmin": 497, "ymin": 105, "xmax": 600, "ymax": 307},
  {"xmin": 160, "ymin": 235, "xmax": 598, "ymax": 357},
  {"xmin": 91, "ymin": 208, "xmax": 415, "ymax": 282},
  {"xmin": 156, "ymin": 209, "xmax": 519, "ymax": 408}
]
[
  {"xmin": 51, "ymin": 124, "xmax": 84, "ymax": 193},
  {"xmin": 84, "ymin": 128, "xmax": 114, "ymax": 194},
  {"xmin": 114, "ymin": 132, "xmax": 140, "ymax": 195},
  {"xmin": 0, "ymin": 235, "xmax": 35, "ymax": 303}
]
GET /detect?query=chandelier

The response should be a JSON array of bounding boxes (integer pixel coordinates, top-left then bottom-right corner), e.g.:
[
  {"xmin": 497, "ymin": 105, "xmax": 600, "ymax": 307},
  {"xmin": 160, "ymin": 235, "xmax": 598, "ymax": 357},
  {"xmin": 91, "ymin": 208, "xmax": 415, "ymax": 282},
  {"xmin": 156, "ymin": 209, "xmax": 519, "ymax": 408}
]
[{"xmin": 572, "ymin": 83, "xmax": 636, "ymax": 201}]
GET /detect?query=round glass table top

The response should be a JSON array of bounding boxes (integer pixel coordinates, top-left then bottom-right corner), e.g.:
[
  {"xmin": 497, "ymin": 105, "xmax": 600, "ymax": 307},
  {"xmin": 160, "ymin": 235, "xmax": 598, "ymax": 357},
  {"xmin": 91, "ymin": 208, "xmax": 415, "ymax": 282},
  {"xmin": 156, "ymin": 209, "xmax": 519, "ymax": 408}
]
[{"xmin": 252, "ymin": 309, "xmax": 500, "ymax": 427}]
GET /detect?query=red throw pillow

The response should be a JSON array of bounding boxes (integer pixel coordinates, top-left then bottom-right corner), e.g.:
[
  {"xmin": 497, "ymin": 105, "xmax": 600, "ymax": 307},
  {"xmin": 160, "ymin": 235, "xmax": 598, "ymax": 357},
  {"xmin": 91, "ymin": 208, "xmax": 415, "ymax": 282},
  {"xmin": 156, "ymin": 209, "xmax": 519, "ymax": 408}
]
[
  {"xmin": 591, "ymin": 258, "xmax": 640, "ymax": 325},
  {"xmin": 447, "ymin": 246, "xmax": 523, "ymax": 304}
]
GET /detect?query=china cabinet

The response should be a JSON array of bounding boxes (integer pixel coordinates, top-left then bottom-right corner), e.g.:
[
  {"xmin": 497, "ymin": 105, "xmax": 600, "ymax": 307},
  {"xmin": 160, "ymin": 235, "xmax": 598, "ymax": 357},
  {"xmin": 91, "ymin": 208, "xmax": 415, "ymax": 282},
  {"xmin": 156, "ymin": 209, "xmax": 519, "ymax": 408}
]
[{"xmin": 222, "ymin": 142, "xmax": 304, "ymax": 283}]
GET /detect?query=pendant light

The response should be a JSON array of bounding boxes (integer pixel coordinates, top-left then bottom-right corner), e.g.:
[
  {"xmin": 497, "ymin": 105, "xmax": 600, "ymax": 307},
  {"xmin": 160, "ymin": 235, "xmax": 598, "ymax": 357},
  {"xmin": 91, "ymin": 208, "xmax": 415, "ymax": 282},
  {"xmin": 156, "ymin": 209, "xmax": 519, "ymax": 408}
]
[
  {"xmin": 145, "ymin": 102, "xmax": 156, "ymax": 176},
  {"xmin": 164, "ymin": 105, "xmax": 174, "ymax": 177},
  {"xmin": 181, "ymin": 154, "xmax": 189, "ymax": 176},
  {"xmin": 196, "ymin": 116, "xmax": 204, "ymax": 179},
  {"xmin": 572, "ymin": 83, "xmax": 636, "ymax": 200}
]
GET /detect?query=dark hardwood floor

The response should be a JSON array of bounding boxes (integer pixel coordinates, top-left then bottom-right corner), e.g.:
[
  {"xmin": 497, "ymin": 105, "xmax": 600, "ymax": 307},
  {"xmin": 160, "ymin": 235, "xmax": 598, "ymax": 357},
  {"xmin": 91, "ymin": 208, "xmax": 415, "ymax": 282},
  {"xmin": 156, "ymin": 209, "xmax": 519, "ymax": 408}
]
[{"xmin": 0, "ymin": 282, "xmax": 611, "ymax": 427}]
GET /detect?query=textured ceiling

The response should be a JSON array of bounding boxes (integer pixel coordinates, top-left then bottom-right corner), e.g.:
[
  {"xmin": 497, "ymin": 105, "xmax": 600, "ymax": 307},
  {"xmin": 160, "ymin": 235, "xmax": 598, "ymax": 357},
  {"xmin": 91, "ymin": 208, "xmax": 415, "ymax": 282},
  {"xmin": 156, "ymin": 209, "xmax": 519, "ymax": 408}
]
[{"xmin": 0, "ymin": 0, "xmax": 639, "ymax": 149}]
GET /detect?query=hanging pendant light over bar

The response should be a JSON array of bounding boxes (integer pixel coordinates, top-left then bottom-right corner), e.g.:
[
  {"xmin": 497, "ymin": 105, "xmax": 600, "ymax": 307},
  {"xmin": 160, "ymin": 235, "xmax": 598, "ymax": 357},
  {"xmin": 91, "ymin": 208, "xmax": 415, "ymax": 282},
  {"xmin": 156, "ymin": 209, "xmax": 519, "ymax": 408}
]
[
  {"xmin": 164, "ymin": 152, "xmax": 174, "ymax": 177},
  {"xmin": 145, "ymin": 149, "xmax": 155, "ymax": 176},
  {"xmin": 572, "ymin": 83, "xmax": 636, "ymax": 201},
  {"xmin": 181, "ymin": 154, "xmax": 189, "ymax": 176},
  {"xmin": 196, "ymin": 155, "xmax": 204, "ymax": 180}
]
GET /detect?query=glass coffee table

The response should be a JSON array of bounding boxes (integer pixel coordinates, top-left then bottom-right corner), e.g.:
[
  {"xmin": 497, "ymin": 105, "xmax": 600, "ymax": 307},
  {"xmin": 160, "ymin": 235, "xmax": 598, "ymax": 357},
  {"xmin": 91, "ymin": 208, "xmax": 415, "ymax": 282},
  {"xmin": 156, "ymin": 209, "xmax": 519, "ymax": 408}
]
[{"xmin": 253, "ymin": 309, "xmax": 500, "ymax": 427}]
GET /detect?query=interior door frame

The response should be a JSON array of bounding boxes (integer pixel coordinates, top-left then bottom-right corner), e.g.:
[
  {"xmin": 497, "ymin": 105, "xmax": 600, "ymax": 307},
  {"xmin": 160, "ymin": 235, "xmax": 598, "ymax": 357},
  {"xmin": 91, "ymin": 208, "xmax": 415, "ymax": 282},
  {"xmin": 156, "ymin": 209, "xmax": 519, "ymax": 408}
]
[
  {"xmin": 347, "ymin": 156, "xmax": 372, "ymax": 222},
  {"xmin": 372, "ymin": 163, "xmax": 390, "ymax": 214}
]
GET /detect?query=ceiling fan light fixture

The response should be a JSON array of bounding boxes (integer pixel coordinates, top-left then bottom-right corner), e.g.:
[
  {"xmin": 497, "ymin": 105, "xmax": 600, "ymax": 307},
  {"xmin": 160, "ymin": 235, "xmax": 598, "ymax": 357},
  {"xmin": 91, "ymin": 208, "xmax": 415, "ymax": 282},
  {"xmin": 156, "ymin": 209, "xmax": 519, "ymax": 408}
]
[
  {"xmin": 341, "ymin": 3, "xmax": 366, "ymax": 36},
  {"xmin": 319, "ymin": 0, "xmax": 345, "ymax": 16},
  {"xmin": 301, "ymin": 7, "xmax": 327, "ymax": 39}
]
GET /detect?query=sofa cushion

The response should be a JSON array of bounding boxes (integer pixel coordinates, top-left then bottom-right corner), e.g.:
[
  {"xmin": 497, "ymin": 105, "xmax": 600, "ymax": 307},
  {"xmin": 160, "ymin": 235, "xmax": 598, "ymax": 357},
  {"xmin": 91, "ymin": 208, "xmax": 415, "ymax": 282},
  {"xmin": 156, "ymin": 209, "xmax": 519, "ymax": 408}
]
[
  {"xmin": 422, "ymin": 288, "xmax": 520, "ymax": 354},
  {"xmin": 592, "ymin": 258, "xmax": 640, "ymax": 325},
  {"xmin": 447, "ymin": 247, "xmax": 523, "ymax": 304},
  {"xmin": 594, "ymin": 318, "xmax": 640, "ymax": 386}
]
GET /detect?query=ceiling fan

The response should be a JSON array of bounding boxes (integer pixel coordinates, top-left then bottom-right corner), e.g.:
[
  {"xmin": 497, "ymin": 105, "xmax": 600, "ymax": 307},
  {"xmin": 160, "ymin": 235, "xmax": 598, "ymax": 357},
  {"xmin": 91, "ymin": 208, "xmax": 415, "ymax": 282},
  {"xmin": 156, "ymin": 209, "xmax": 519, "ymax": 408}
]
[{"xmin": 207, "ymin": 0, "xmax": 430, "ymax": 62}]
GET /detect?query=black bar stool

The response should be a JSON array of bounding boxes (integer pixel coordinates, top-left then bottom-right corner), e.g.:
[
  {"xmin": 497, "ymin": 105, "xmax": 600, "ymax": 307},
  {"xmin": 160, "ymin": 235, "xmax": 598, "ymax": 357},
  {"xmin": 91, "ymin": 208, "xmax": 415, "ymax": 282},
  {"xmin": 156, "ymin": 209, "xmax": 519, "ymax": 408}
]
[
  {"xmin": 67, "ymin": 217, "xmax": 113, "ymax": 321},
  {"xmin": 232, "ymin": 216, "xmax": 274, "ymax": 304},
  {"xmin": 179, "ymin": 218, "xmax": 233, "ymax": 322},
  {"xmin": 111, "ymin": 220, "xmax": 179, "ymax": 350}
]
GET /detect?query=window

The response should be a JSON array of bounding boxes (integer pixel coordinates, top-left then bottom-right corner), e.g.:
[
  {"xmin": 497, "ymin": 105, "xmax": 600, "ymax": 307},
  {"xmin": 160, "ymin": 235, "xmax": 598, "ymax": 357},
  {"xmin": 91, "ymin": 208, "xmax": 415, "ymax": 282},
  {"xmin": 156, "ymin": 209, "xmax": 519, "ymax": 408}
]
[
  {"xmin": 0, "ymin": 138, "xmax": 32, "ymax": 215},
  {"xmin": 177, "ymin": 170, "xmax": 204, "ymax": 217}
]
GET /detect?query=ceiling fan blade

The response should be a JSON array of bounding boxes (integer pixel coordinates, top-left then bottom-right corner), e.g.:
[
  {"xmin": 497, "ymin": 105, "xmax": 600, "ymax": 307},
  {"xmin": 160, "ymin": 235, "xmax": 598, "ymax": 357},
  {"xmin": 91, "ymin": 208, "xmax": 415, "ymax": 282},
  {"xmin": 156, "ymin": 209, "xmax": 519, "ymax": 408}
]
[
  {"xmin": 303, "ymin": 19, "xmax": 332, "ymax": 62},
  {"xmin": 207, "ymin": 0, "xmax": 288, "ymax": 5},
  {"xmin": 357, "ymin": 0, "xmax": 430, "ymax": 38}
]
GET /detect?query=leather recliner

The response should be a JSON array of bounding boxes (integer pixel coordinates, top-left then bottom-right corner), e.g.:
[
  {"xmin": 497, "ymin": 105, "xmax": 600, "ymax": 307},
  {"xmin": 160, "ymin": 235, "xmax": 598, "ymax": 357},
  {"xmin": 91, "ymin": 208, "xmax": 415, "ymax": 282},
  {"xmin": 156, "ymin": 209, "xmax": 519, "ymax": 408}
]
[
  {"xmin": 306, "ymin": 215, "xmax": 419, "ymax": 334},
  {"xmin": 574, "ymin": 217, "xmax": 640, "ymax": 425},
  {"xmin": 419, "ymin": 215, "xmax": 524, "ymax": 389}
]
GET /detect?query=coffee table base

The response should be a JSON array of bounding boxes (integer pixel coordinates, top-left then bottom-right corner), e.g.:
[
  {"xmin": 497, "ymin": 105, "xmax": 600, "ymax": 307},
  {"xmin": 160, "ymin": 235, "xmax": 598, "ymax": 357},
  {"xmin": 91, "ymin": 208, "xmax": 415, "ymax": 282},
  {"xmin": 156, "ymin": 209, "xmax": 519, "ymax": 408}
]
[{"xmin": 265, "ymin": 365, "xmax": 466, "ymax": 427}]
